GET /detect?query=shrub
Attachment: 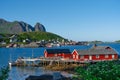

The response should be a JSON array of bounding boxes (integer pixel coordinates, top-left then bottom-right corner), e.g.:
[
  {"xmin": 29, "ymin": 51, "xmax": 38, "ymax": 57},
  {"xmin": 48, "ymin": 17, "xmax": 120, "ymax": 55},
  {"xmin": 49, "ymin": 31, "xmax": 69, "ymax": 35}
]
[
  {"xmin": 0, "ymin": 66, "xmax": 9, "ymax": 80},
  {"xmin": 75, "ymin": 60, "xmax": 120, "ymax": 80}
]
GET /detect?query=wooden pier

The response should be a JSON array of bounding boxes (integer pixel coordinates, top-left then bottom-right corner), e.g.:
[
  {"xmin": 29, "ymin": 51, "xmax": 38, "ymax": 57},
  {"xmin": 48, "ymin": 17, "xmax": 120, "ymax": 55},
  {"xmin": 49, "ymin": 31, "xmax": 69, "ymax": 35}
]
[{"xmin": 10, "ymin": 57, "xmax": 90, "ymax": 67}]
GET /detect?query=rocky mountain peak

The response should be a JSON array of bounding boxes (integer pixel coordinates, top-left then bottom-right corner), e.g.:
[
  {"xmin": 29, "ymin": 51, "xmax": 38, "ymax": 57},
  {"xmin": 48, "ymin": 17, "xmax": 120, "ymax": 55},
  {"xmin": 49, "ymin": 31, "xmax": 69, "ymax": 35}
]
[
  {"xmin": 34, "ymin": 22, "xmax": 46, "ymax": 32},
  {"xmin": 0, "ymin": 18, "xmax": 8, "ymax": 24},
  {"xmin": 0, "ymin": 19, "xmax": 46, "ymax": 34}
]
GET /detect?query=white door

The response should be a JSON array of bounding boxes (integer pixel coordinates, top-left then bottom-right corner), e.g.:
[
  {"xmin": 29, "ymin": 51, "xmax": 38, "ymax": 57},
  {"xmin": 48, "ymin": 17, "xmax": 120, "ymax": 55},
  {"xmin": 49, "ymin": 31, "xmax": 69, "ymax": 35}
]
[
  {"xmin": 45, "ymin": 53, "xmax": 47, "ymax": 58},
  {"xmin": 73, "ymin": 55, "xmax": 75, "ymax": 59},
  {"xmin": 89, "ymin": 55, "xmax": 92, "ymax": 60}
]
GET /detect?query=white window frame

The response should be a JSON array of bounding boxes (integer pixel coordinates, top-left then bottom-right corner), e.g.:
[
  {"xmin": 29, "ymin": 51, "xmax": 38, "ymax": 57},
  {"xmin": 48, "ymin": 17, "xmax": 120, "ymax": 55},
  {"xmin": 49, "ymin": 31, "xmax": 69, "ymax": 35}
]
[
  {"xmin": 73, "ymin": 55, "xmax": 75, "ymax": 58},
  {"xmin": 89, "ymin": 55, "xmax": 92, "ymax": 60},
  {"xmin": 112, "ymin": 55, "xmax": 114, "ymax": 59},
  {"xmin": 105, "ymin": 54, "xmax": 109, "ymax": 58}
]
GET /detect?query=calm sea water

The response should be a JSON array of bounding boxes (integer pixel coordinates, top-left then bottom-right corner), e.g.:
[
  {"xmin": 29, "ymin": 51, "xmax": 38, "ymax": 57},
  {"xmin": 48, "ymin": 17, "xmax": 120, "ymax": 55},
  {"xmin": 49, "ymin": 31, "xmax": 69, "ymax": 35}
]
[{"xmin": 0, "ymin": 43, "xmax": 120, "ymax": 80}]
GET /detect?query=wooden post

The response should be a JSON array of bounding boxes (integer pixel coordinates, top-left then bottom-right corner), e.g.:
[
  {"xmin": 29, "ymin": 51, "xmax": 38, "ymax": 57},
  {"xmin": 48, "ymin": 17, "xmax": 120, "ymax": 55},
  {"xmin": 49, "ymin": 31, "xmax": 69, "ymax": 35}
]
[
  {"xmin": 58, "ymin": 60, "xmax": 59, "ymax": 67},
  {"xmin": 65, "ymin": 61, "xmax": 66, "ymax": 68},
  {"xmin": 23, "ymin": 61, "xmax": 24, "ymax": 66},
  {"xmin": 45, "ymin": 61, "xmax": 46, "ymax": 66},
  {"xmin": 43, "ymin": 60, "xmax": 44, "ymax": 67}
]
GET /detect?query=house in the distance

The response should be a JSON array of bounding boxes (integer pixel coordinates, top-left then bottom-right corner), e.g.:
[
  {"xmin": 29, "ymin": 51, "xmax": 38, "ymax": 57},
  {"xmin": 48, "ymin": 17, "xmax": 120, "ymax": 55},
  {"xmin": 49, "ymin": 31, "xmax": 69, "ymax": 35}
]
[
  {"xmin": 44, "ymin": 49, "xmax": 72, "ymax": 59},
  {"xmin": 72, "ymin": 45, "xmax": 118, "ymax": 61}
]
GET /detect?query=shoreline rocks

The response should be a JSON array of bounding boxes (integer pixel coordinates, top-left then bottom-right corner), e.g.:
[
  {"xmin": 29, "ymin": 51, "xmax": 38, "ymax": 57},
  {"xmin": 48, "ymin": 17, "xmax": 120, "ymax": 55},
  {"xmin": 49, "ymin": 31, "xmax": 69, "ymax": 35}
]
[{"xmin": 25, "ymin": 72, "xmax": 72, "ymax": 80}]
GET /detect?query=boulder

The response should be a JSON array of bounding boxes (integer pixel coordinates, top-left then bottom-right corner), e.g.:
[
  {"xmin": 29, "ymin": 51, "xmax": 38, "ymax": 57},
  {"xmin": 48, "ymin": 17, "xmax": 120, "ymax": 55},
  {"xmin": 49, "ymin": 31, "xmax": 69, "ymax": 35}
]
[{"xmin": 25, "ymin": 74, "xmax": 53, "ymax": 80}]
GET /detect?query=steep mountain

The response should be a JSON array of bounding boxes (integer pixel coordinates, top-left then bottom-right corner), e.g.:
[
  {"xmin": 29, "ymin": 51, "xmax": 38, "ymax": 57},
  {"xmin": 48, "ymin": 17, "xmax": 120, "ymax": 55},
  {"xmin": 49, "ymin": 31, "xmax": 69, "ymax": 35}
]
[
  {"xmin": 34, "ymin": 22, "xmax": 46, "ymax": 32},
  {"xmin": 18, "ymin": 21, "xmax": 34, "ymax": 32},
  {"xmin": 0, "ymin": 19, "xmax": 46, "ymax": 34}
]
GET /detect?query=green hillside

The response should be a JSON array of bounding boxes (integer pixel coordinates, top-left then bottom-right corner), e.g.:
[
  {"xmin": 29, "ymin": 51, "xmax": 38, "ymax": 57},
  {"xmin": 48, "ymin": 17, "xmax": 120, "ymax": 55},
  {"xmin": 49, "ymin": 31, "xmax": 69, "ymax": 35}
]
[{"xmin": 17, "ymin": 31, "xmax": 65, "ymax": 42}]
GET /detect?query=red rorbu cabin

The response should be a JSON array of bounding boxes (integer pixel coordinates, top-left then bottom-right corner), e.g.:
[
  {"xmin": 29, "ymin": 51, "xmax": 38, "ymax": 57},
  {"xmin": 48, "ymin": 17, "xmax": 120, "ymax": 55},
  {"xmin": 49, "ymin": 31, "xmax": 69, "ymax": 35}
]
[
  {"xmin": 72, "ymin": 46, "xmax": 118, "ymax": 61},
  {"xmin": 44, "ymin": 49, "xmax": 72, "ymax": 59}
]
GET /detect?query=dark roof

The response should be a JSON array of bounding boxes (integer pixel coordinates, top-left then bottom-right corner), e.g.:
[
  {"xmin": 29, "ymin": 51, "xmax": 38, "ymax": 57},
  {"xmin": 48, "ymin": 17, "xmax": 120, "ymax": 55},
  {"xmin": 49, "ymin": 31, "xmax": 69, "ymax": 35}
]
[
  {"xmin": 46, "ymin": 49, "xmax": 71, "ymax": 54},
  {"xmin": 92, "ymin": 46, "xmax": 111, "ymax": 49},
  {"xmin": 76, "ymin": 46, "xmax": 117, "ymax": 55}
]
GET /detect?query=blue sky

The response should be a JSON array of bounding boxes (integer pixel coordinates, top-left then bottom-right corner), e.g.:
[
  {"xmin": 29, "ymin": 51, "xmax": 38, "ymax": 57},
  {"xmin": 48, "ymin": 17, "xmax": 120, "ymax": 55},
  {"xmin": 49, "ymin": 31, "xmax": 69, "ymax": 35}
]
[{"xmin": 0, "ymin": 0, "xmax": 120, "ymax": 41}]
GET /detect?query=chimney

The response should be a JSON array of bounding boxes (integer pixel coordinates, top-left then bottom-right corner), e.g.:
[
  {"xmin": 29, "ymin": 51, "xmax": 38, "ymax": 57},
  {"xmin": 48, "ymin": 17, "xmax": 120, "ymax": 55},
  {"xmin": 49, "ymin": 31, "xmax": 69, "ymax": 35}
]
[{"xmin": 93, "ymin": 44, "xmax": 97, "ymax": 48}]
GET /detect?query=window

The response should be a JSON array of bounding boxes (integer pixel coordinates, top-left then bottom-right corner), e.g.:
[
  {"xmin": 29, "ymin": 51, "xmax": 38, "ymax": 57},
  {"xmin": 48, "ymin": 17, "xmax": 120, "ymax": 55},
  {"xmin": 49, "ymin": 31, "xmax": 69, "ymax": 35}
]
[
  {"xmin": 105, "ymin": 54, "xmax": 109, "ymax": 58},
  {"xmin": 112, "ymin": 55, "xmax": 114, "ymax": 59},
  {"xmin": 89, "ymin": 56, "xmax": 92, "ymax": 60},
  {"xmin": 73, "ymin": 55, "xmax": 75, "ymax": 58},
  {"xmin": 45, "ymin": 53, "xmax": 47, "ymax": 57},
  {"xmin": 80, "ymin": 56, "xmax": 84, "ymax": 59},
  {"xmin": 96, "ymin": 55, "xmax": 99, "ymax": 58},
  {"xmin": 55, "ymin": 54, "xmax": 57, "ymax": 57},
  {"xmin": 76, "ymin": 55, "xmax": 79, "ymax": 59}
]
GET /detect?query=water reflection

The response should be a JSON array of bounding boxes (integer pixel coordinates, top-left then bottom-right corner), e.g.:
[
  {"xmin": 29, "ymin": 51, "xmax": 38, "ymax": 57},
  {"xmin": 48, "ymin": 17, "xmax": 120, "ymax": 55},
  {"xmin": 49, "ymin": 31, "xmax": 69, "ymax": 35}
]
[{"xmin": 8, "ymin": 67, "xmax": 49, "ymax": 80}]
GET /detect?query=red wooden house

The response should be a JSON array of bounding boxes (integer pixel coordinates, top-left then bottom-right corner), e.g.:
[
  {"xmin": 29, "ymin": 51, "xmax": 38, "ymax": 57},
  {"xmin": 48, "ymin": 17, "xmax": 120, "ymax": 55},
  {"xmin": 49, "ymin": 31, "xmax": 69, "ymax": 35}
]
[
  {"xmin": 44, "ymin": 49, "xmax": 72, "ymax": 59},
  {"xmin": 72, "ymin": 46, "xmax": 118, "ymax": 61}
]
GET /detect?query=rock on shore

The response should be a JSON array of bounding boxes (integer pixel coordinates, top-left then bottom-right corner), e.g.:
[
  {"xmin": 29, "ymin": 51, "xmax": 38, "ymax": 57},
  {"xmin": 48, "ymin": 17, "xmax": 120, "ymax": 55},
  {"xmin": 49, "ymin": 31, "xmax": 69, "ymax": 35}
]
[{"xmin": 25, "ymin": 72, "xmax": 72, "ymax": 80}]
